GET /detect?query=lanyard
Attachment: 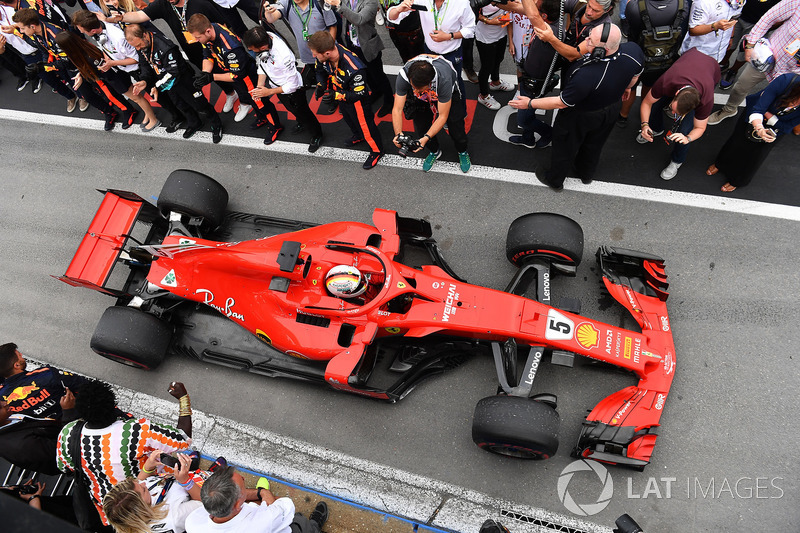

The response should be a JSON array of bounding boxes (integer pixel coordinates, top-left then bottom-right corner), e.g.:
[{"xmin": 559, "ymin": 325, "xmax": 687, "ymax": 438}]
[
  {"xmin": 171, "ymin": 0, "xmax": 189, "ymax": 30},
  {"xmin": 291, "ymin": 0, "xmax": 313, "ymax": 38},
  {"xmin": 431, "ymin": 0, "xmax": 449, "ymax": 31}
]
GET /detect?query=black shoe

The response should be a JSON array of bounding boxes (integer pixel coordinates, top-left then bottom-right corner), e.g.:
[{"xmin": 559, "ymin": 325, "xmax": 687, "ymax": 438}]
[
  {"xmin": 16, "ymin": 78, "xmax": 29, "ymax": 92},
  {"xmin": 32, "ymin": 78, "xmax": 43, "ymax": 94},
  {"xmin": 166, "ymin": 120, "xmax": 184, "ymax": 133},
  {"xmin": 292, "ymin": 123, "xmax": 305, "ymax": 135},
  {"xmin": 464, "ymin": 68, "xmax": 479, "ymax": 84},
  {"xmin": 620, "ymin": 18, "xmax": 630, "ymax": 38},
  {"xmin": 308, "ymin": 135, "xmax": 323, "ymax": 153},
  {"xmin": 121, "ymin": 109, "xmax": 139, "ymax": 130},
  {"xmin": 580, "ymin": 176, "xmax": 593, "ymax": 184},
  {"xmin": 263, "ymin": 125, "xmax": 284, "ymax": 145},
  {"xmin": 183, "ymin": 126, "xmax": 199, "ymax": 139},
  {"xmin": 104, "ymin": 112, "xmax": 119, "ymax": 131},
  {"xmin": 480, "ymin": 519, "xmax": 511, "ymax": 533},
  {"xmin": 363, "ymin": 152, "xmax": 383, "ymax": 170},
  {"xmin": 344, "ymin": 135, "xmax": 364, "ymax": 147},
  {"xmin": 537, "ymin": 171, "xmax": 563, "ymax": 191},
  {"xmin": 309, "ymin": 501, "xmax": 328, "ymax": 529},
  {"xmin": 250, "ymin": 116, "xmax": 271, "ymax": 130},
  {"xmin": 615, "ymin": 114, "xmax": 628, "ymax": 128},
  {"xmin": 212, "ymin": 126, "xmax": 223, "ymax": 144}
]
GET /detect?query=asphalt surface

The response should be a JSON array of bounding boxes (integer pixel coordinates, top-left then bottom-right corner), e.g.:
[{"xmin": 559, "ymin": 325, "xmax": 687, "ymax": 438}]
[{"xmin": 1, "ymin": 19, "xmax": 799, "ymax": 532}]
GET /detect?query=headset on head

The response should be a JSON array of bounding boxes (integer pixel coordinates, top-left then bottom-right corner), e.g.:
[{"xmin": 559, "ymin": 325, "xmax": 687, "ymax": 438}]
[{"xmin": 589, "ymin": 22, "xmax": 611, "ymax": 61}]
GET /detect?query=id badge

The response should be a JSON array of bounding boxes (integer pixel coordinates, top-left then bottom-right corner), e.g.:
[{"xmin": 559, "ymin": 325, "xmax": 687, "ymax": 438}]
[
  {"xmin": 303, "ymin": 29, "xmax": 309, "ymax": 41},
  {"xmin": 182, "ymin": 30, "xmax": 197, "ymax": 44},
  {"xmin": 522, "ymin": 31, "xmax": 532, "ymax": 47},
  {"xmin": 784, "ymin": 38, "xmax": 800, "ymax": 56}
]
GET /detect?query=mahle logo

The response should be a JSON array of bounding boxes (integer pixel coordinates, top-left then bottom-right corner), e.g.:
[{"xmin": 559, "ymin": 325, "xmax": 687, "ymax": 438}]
[{"xmin": 557, "ymin": 459, "xmax": 614, "ymax": 516}]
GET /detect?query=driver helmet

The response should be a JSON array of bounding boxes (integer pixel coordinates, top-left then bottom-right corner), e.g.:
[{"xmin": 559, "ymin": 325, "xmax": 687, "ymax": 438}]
[
  {"xmin": 751, "ymin": 38, "xmax": 775, "ymax": 73},
  {"xmin": 325, "ymin": 265, "xmax": 367, "ymax": 298}
]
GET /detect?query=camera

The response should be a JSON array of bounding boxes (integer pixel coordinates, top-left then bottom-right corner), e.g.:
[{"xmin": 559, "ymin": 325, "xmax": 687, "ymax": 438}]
[
  {"xmin": 613, "ymin": 514, "xmax": 644, "ymax": 533},
  {"xmin": 17, "ymin": 484, "xmax": 38, "ymax": 496},
  {"xmin": 396, "ymin": 133, "xmax": 421, "ymax": 158}
]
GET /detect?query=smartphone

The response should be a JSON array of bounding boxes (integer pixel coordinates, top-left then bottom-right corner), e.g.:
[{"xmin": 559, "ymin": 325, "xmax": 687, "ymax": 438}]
[
  {"xmin": 410, "ymin": 4, "xmax": 428, "ymax": 10},
  {"xmin": 729, "ymin": 15, "xmax": 740, "ymax": 21},
  {"xmin": 160, "ymin": 454, "xmax": 179, "ymax": 468}
]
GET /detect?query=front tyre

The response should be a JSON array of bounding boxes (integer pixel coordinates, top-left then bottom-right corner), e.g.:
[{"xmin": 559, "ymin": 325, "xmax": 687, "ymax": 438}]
[
  {"xmin": 506, "ymin": 213, "xmax": 584, "ymax": 268},
  {"xmin": 90, "ymin": 306, "xmax": 172, "ymax": 370},
  {"xmin": 472, "ymin": 395, "xmax": 560, "ymax": 459},
  {"xmin": 157, "ymin": 169, "xmax": 229, "ymax": 231}
]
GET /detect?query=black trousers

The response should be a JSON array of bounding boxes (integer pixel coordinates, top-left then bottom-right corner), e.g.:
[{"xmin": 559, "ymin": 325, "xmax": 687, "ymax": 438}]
[
  {"xmin": 548, "ymin": 100, "xmax": 621, "ymax": 187},
  {"xmin": 164, "ymin": 74, "xmax": 222, "ymax": 130},
  {"xmin": 0, "ymin": 47, "xmax": 27, "ymax": 80},
  {"xmin": 387, "ymin": 27, "xmax": 424, "ymax": 63},
  {"xmin": 277, "ymin": 90, "xmax": 322, "ymax": 137},
  {"xmin": 476, "ymin": 37, "xmax": 507, "ymax": 96},
  {"xmin": 340, "ymin": 98, "xmax": 383, "ymax": 153},
  {"xmin": 409, "ymin": 92, "xmax": 468, "ymax": 154},
  {"xmin": 354, "ymin": 48, "xmax": 393, "ymax": 110}
]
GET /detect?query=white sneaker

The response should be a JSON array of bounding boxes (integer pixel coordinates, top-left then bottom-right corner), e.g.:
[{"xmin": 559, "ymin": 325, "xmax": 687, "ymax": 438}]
[
  {"xmin": 660, "ymin": 161, "xmax": 682, "ymax": 180},
  {"xmin": 478, "ymin": 93, "xmax": 501, "ymax": 111},
  {"xmin": 234, "ymin": 104, "xmax": 252, "ymax": 122},
  {"xmin": 708, "ymin": 108, "xmax": 737, "ymax": 125},
  {"xmin": 489, "ymin": 80, "xmax": 514, "ymax": 92},
  {"xmin": 223, "ymin": 93, "xmax": 238, "ymax": 113}
]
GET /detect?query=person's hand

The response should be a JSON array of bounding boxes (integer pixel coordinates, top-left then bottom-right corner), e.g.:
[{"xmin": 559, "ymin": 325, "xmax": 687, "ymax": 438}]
[
  {"xmin": 481, "ymin": 15, "xmax": 502, "ymax": 25},
  {"xmin": 250, "ymin": 86, "xmax": 271, "ymax": 99},
  {"xmin": 744, "ymin": 46, "xmax": 754, "ymax": 62},
  {"xmin": 392, "ymin": 132, "xmax": 403, "ymax": 148},
  {"xmin": 132, "ymin": 80, "xmax": 146, "ymax": 95},
  {"xmin": 429, "ymin": 30, "xmax": 452, "ymax": 42},
  {"xmin": 326, "ymin": 0, "xmax": 340, "ymax": 7},
  {"xmin": 31, "ymin": 481, "xmax": 45, "ymax": 498},
  {"xmin": 150, "ymin": 87, "xmax": 159, "ymax": 101},
  {"xmin": 412, "ymin": 137, "xmax": 425, "ymax": 152},
  {"xmin": 193, "ymin": 71, "xmax": 212, "ymax": 89},
  {"xmin": 60, "ymin": 387, "xmax": 75, "ymax": 410},
  {"xmin": 666, "ymin": 132, "xmax": 689, "ymax": 144},
  {"xmin": 757, "ymin": 127, "xmax": 777, "ymax": 143},
  {"xmin": 394, "ymin": 0, "xmax": 413, "ymax": 13},
  {"xmin": 715, "ymin": 18, "xmax": 736, "ymax": 32},
  {"xmin": 72, "ymin": 72, "xmax": 83, "ymax": 90},
  {"xmin": 0, "ymin": 35, "xmax": 6, "ymax": 53},
  {"xmin": 173, "ymin": 453, "xmax": 193, "ymax": 484},
  {"xmin": 533, "ymin": 24, "xmax": 554, "ymax": 43},
  {"xmin": 508, "ymin": 40, "xmax": 515, "ymax": 57},
  {"xmin": 98, "ymin": 59, "xmax": 113, "ymax": 72},
  {"xmin": 314, "ymin": 83, "xmax": 326, "ymax": 99},
  {"xmin": 106, "ymin": 13, "xmax": 123, "ymax": 23},
  {"xmin": 142, "ymin": 449, "xmax": 163, "ymax": 474},
  {"xmin": 640, "ymin": 124, "xmax": 654, "ymax": 142},
  {"xmin": 509, "ymin": 95, "xmax": 531, "ymax": 110},
  {"xmin": 168, "ymin": 381, "xmax": 188, "ymax": 399},
  {"xmin": 622, "ymin": 88, "xmax": 632, "ymax": 101},
  {"xmin": 263, "ymin": 2, "xmax": 277, "ymax": 14},
  {"xmin": 1, "ymin": 24, "xmax": 16, "ymax": 34}
]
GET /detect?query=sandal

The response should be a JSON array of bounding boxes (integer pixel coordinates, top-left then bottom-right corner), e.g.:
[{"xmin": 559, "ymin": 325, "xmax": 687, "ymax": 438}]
[
  {"xmin": 706, "ymin": 165, "xmax": 719, "ymax": 176},
  {"xmin": 721, "ymin": 183, "xmax": 736, "ymax": 192}
]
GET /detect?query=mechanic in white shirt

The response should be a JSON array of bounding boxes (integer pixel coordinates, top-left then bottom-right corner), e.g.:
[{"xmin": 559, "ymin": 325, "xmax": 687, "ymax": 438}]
[
  {"xmin": 72, "ymin": 10, "xmax": 160, "ymax": 131},
  {"xmin": 184, "ymin": 465, "xmax": 329, "ymax": 533},
  {"xmin": 679, "ymin": 0, "xmax": 743, "ymax": 63},
  {"xmin": 388, "ymin": 0, "xmax": 476, "ymax": 111},
  {"xmin": 0, "ymin": 4, "xmax": 43, "ymax": 92},
  {"xmin": 243, "ymin": 26, "xmax": 324, "ymax": 153}
]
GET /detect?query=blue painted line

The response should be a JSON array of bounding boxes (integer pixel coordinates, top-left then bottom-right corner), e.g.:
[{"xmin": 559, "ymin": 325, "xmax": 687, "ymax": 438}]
[{"xmin": 198, "ymin": 453, "xmax": 455, "ymax": 533}]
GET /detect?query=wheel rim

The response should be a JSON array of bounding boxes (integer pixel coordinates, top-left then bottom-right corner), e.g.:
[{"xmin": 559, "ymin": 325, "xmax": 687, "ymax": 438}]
[{"xmin": 482, "ymin": 443, "xmax": 549, "ymax": 460}]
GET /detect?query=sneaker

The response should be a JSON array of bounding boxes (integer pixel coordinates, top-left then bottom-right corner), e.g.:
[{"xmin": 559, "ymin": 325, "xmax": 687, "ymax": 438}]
[
  {"xmin": 212, "ymin": 125, "xmax": 223, "ymax": 144},
  {"xmin": 32, "ymin": 78, "xmax": 43, "ymax": 94},
  {"xmin": 458, "ymin": 151, "xmax": 471, "ymax": 173},
  {"xmin": 166, "ymin": 120, "xmax": 184, "ymax": 133},
  {"xmin": 66, "ymin": 97, "xmax": 78, "ymax": 113},
  {"xmin": 660, "ymin": 161, "xmax": 682, "ymax": 180},
  {"xmin": 16, "ymin": 78, "xmax": 29, "ymax": 92},
  {"xmin": 187, "ymin": 450, "xmax": 201, "ymax": 471},
  {"xmin": 422, "ymin": 149, "xmax": 442, "ymax": 172},
  {"xmin": 234, "ymin": 103, "xmax": 252, "ymax": 122},
  {"xmin": 250, "ymin": 116, "xmax": 271, "ymax": 130},
  {"xmin": 636, "ymin": 129, "xmax": 664, "ymax": 143},
  {"xmin": 464, "ymin": 69, "xmax": 479, "ymax": 84},
  {"xmin": 78, "ymin": 98, "xmax": 89, "ymax": 112},
  {"xmin": 104, "ymin": 111, "xmax": 119, "ymax": 131},
  {"xmin": 263, "ymin": 125, "xmax": 284, "ymax": 145},
  {"xmin": 480, "ymin": 519, "xmax": 511, "ymax": 533},
  {"xmin": 209, "ymin": 456, "xmax": 228, "ymax": 473},
  {"xmin": 309, "ymin": 501, "xmax": 329, "ymax": 529},
  {"xmin": 508, "ymin": 134, "xmax": 536, "ymax": 148},
  {"xmin": 708, "ymin": 108, "xmax": 737, "ymax": 125},
  {"xmin": 363, "ymin": 151, "xmax": 383, "ymax": 169},
  {"xmin": 489, "ymin": 80, "xmax": 514, "ymax": 92},
  {"xmin": 535, "ymin": 136, "xmax": 552, "ymax": 148},
  {"xmin": 222, "ymin": 92, "xmax": 238, "ymax": 113},
  {"xmin": 121, "ymin": 109, "xmax": 139, "ymax": 130},
  {"xmin": 719, "ymin": 69, "xmax": 737, "ymax": 90},
  {"xmin": 615, "ymin": 114, "xmax": 628, "ymax": 128},
  {"xmin": 183, "ymin": 126, "xmax": 200, "ymax": 139},
  {"xmin": 308, "ymin": 135, "xmax": 323, "ymax": 153},
  {"xmin": 478, "ymin": 93, "xmax": 501, "ymax": 111}
]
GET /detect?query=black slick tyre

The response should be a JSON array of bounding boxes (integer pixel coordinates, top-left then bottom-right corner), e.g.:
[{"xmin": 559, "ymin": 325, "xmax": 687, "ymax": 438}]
[
  {"xmin": 506, "ymin": 213, "xmax": 584, "ymax": 268},
  {"xmin": 157, "ymin": 169, "xmax": 228, "ymax": 230},
  {"xmin": 472, "ymin": 395, "xmax": 560, "ymax": 459},
  {"xmin": 90, "ymin": 306, "xmax": 172, "ymax": 370}
]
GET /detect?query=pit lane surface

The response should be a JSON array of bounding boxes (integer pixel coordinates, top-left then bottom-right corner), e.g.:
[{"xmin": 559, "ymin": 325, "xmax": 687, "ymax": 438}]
[{"xmin": 1, "ymin": 111, "xmax": 798, "ymax": 531}]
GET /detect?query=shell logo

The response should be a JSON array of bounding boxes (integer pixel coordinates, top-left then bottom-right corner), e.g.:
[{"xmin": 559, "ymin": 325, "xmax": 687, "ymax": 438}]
[{"xmin": 576, "ymin": 323, "xmax": 600, "ymax": 350}]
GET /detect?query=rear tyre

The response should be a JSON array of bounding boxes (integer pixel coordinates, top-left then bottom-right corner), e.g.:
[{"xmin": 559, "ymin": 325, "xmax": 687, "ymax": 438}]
[
  {"xmin": 157, "ymin": 169, "xmax": 228, "ymax": 230},
  {"xmin": 506, "ymin": 213, "xmax": 584, "ymax": 268},
  {"xmin": 472, "ymin": 395, "xmax": 560, "ymax": 459},
  {"xmin": 90, "ymin": 306, "xmax": 172, "ymax": 370}
]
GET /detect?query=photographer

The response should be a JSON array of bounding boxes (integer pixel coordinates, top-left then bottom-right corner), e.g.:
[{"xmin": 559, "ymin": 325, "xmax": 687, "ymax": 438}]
[
  {"xmin": 391, "ymin": 54, "xmax": 471, "ymax": 172},
  {"xmin": 1, "ymin": 481, "xmax": 78, "ymax": 525}
]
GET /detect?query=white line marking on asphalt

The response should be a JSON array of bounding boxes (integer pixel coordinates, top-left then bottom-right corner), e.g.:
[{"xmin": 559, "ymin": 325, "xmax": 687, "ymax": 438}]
[{"xmin": 3, "ymin": 108, "xmax": 797, "ymax": 221}]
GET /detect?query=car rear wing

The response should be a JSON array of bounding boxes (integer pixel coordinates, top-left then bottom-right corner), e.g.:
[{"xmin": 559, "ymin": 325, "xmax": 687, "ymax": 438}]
[{"xmin": 54, "ymin": 190, "xmax": 163, "ymax": 296}]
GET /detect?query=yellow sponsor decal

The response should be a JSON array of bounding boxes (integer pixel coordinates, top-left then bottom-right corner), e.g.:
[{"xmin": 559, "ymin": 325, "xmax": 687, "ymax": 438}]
[
  {"xmin": 576, "ymin": 322, "xmax": 600, "ymax": 350},
  {"xmin": 624, "ymin": 337, "xmax": 632, "ymax": 359}
]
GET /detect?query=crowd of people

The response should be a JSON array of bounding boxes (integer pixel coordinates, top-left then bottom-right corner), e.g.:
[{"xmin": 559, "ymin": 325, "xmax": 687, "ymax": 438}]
[
  {"xmin": 0, "ymin": 0, "xmax": 798, "ymax": 185},
  {"xmin": 0, "ymin": 342, "xmax": 330, "ymax": 533}
]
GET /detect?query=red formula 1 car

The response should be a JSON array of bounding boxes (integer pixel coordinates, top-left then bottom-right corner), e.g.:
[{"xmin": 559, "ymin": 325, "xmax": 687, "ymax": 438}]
[{"xmin": 58, "ymin": 170, "xmax": 676, "ymax": 469}]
